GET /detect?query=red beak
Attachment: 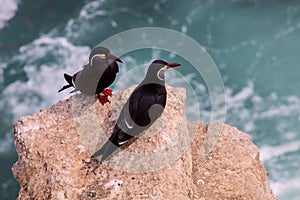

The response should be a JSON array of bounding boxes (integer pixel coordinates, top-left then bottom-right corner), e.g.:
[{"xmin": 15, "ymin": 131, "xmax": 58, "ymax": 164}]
[
  {"xmin": 167, "ymin": 62, "xmax": 181, "ymax": 67},
  {"xmin": 107, "ymin": 53, "xmax": 123, "ymax": 63}
]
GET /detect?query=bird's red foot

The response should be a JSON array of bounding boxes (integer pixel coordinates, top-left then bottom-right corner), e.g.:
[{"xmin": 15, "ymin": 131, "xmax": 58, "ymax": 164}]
[
  {"xmin": 98, "ymin": 94, "xmax": 110, "ymax": 105},
  {"xmin": 102, "ymin": 88, "xmax": 112, "ymax": 96},
  {"xmin": 97, "ymin": 88, "xmax": 113, "ymax": 105}
]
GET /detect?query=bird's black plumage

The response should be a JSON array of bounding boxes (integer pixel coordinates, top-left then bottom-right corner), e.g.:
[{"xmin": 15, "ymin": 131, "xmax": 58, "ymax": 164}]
[
  {"xmin": 58, "ymin": 46, "xmax": 122, "ymax": 104},
  {"xmin": 93, "ymin": 60, "xmax": 181, "ymax": 162}
]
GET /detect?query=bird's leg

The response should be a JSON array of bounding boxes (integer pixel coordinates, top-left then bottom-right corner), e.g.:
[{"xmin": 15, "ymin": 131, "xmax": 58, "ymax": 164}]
[
  {"xmin": 81, "ymin": 157, "xmax": 102, "ymax": 175},
  {"xmin": 102, "ymin": 88, "xmax": 112, "ymax": 96}
]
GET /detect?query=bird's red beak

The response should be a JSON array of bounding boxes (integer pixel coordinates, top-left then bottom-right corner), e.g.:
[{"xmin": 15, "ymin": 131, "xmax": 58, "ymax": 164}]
[
  {"xmin": 107, "ymin": 53, "xmax": 123, "ymax": 63},
  {"xmin": 166, "ymin": 62, "xmax": 181, "ymax": 67}
]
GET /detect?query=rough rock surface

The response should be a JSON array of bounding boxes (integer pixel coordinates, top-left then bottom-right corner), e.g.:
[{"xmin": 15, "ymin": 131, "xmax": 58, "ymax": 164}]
[{"xmin": 12, "ymin": 86, "xmax": 276, "ymax": 200}]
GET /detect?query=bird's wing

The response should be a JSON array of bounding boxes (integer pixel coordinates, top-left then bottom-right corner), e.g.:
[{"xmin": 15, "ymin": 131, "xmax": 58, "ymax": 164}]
[
  {"xmin": 75, "ymin": 61, "xmax": 107, "ymax": 94},
  {"xmin": 132, "ymin": 86, "xmax": 166, "ymax": 127},
  {"xmin": 113, "ymin": 91, "xmax": 141, "ymax": 143},
  {"xmin": 115, "ymin": 86, "xmax": 166, "ymax": 144},
  {"xmin": 148, "ymin": 91, "xmax": 167, "ymax": 121}
]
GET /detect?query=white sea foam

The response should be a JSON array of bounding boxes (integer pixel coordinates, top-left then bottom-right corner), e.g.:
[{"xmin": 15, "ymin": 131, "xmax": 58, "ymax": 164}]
[
  {"xmin": 181, "ymin": 25, "xmax": 187, "ymax": 33},
  {"xmin": 254, "ymin": 97, "xmax": 300, "ymax": 118},
  {"xmin": 65, "ymin": 0, "xmax": 107, "ymax": 38},
  {"xmin": 79, "ymin": 0, "xmax": 107, "ymax": 20},
  {"xmin": 224, "ymin": 81, "xmax": 300, "ymax": 132},
  {"xmin": 0, "ymin": 133, "xmax": 13, "ymax": 153},
  {"xmin": 2, "ymin": 35, "xmax": 90, "ymax": 119},
  {"xmin": 224, "ymin": 82, "xmax": 255, "ymax": 131},
  {"xmin": 110, "ymin": 20, "xmax": 118, "ymax": 28},
  {"xmin": 0, "ymin": 63, "xmax": 5, "ymax": 83},
  {"xmin": 0, "ymin": 0, "xmax": 20, "ymax": 29},
  {"xmin": 270, "ymin": 176, "xmax": 300, "ymax": 199},
  {"xmin": 260, "ymin": 141, "xmax": 300, "ymax": 161},
  {"xmin": 226, "ymin": 81, "xmax": 254, "ymax": 109}
]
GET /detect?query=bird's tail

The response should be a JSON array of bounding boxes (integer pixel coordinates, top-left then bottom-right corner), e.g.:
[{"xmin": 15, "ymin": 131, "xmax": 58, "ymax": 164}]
[
  {"xmin": 92, "ymin": 128, "xmax": 125, "ymax": 162},
  {"xmin": 92, "ymin": 127, "xmax": 135, "ymax": 162},
  {"xmin": 58, "ymin": 73, "xmax": 73, "ymax": 92},
  {"xmin": 92, "ymin": 140, "xmax": 119, "ymax": 162}
]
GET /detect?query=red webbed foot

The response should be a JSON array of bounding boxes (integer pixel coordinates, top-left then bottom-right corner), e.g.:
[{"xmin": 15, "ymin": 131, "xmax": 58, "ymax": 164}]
[
  {"xmin": 97, "ymin": 88, "xmax": 113, "ymax": 105},
  {"xmin": 98, "ymin": 94, "xmax": 110, "ymax": 105},
  {"xmin": 102, "ymin": 88, "xmax": 112, "ymax": 96}
]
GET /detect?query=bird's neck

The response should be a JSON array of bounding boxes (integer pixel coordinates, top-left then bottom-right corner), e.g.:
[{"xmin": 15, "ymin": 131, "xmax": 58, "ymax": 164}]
[{"xmin": 109, "ymin": 61, "xmax": 119, "ymax": 73}]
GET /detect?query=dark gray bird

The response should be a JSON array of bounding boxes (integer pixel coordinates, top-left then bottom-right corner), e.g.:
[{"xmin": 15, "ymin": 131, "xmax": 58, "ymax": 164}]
[
  {"xmin": 58, "ymin": 46, "xmax": 123, "ymax": 104},
  {"xmin": 93, "ymin": 60, "xmax": 181, "ymax": 162}
]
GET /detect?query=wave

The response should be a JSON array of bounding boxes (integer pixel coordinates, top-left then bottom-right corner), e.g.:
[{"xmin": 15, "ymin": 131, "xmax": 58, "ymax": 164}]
[
  {"xmin": 260, "ymin": 141, "xmax": 300, "ymax": 161},
  {"xmin": 271, "ymin": 176, "xmax": 300, "ymax": 199},
  {"xmin": 225, "ymin": 81, "xmax": 300, "ymax": 134},
  {"xmin": 2, "ymin": 35, "xmax": 90, "ymax": 119},
  {"xmin": 65, "ymin": 0, "xmax": 108, "ymax": 40}
]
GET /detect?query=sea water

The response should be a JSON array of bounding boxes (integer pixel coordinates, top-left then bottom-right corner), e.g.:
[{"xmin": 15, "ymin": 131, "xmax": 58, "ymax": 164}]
[{"xmin": 0, "ymin": 0, "xmax": 300, "ymax": 199}]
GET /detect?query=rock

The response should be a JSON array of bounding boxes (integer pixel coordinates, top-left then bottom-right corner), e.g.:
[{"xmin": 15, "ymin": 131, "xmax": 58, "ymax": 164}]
[{"xmin": 12, "ymin": 86, "xmax": 277, "ymax": 200}]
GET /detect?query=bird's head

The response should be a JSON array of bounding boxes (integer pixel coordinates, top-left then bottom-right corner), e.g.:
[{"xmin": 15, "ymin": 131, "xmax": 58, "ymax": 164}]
[
  {"xmin": 145, "ymin": 60, "xmax": 181, "ymax": 83},
  {"xmin": 89, "ymin": 46, "xmax": 123, "ymax": 66}
]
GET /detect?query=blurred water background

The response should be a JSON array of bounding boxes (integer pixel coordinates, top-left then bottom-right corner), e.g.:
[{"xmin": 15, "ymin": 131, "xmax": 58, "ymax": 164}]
[{"xmin": 0, "ymin": 0, "xmax": 300, "ymax": 199}]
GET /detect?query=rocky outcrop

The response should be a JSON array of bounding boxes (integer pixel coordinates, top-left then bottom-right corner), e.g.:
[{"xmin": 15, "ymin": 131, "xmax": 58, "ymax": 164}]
[{"xmin": 12, "ymin": 86, "xmax": 276, "ymax": 200}]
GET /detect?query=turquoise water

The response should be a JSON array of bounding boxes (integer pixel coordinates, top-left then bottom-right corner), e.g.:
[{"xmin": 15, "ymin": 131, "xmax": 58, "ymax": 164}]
[{"xmin": 1, "ymin": 0, "xmax": 300, "ymax": 199}]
